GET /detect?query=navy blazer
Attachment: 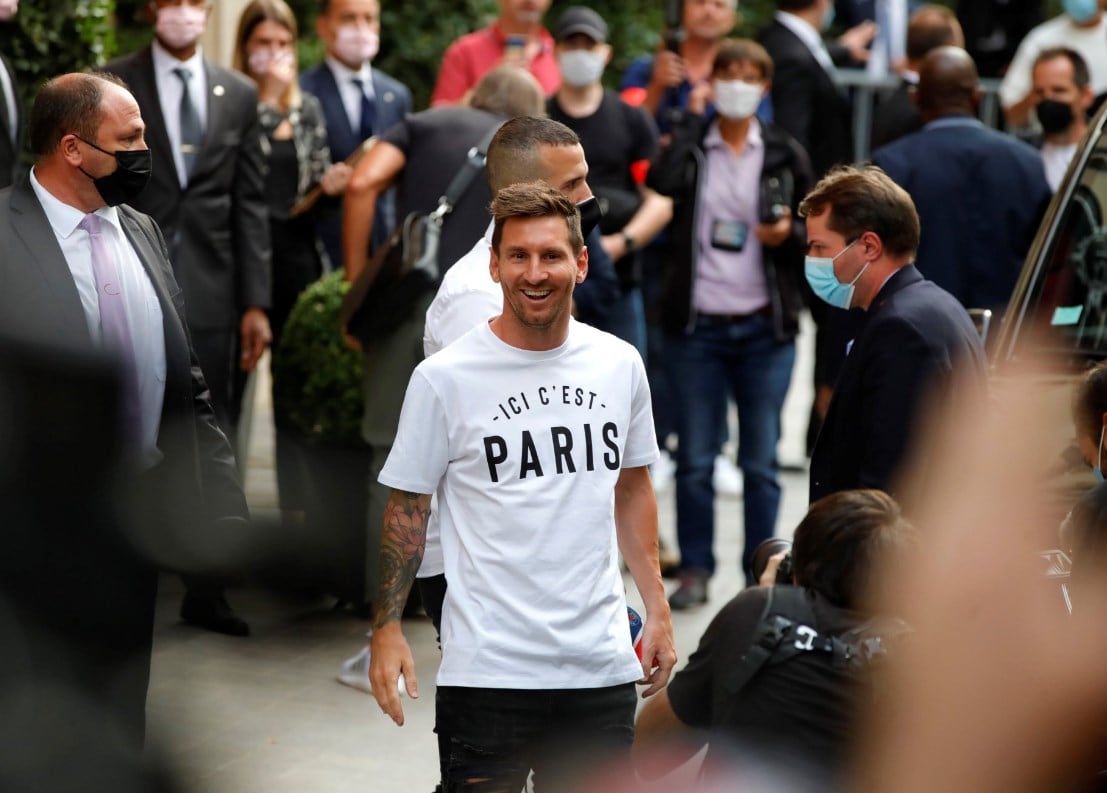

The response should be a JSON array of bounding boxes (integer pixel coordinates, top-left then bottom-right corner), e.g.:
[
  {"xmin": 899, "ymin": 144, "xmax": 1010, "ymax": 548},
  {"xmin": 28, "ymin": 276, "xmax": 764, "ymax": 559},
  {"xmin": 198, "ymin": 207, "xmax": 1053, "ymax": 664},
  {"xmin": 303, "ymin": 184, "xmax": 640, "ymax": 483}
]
[
  {"xmin": 101, "ymin": 47, "xmax": 272, "ymax": 331},
  {"xmin": 872, "ymin": 116, "xmax": 1052, "ymax": 312},
  {"xmin": 299, "ymin": 62, "xmax": 412, "ymax": 267},
  {"xmin": 809, "ymin": 266, "xmax": 987, "ymax": 503}
]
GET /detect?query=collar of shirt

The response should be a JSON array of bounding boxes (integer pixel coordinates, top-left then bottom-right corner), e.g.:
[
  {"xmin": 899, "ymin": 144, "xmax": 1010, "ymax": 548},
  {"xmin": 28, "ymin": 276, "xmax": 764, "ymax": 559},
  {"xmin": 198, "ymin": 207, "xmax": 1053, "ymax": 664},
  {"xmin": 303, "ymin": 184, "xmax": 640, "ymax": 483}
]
[
  {"xmin": 923, "ymin": 115, "xmax": 984, "ymax": 132},
  {"xmin": 703, "ymin": 115, "xmax": 763, "ymax": 154},
  {"xmin": 29, "ymin": 166, "xmax": 122, "ymax": 241},
  {"xmin": 775, "ymin": 11, "xmax": 835, "ymax": 72},
  {"xmin": 326, "ymin": 55, "xmax": 375, "ymax": 98},
  {"xmin": 151, "ymin": 39, "xmax": 205, "ymax": 86}
]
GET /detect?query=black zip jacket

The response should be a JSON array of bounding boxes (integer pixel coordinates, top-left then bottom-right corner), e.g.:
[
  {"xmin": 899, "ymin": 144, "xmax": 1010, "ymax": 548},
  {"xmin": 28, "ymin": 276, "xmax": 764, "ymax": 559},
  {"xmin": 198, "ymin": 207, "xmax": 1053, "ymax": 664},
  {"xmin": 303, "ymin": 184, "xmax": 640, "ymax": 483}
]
[{"xmin": 646, "ymin": 111, "xmax": 813, "ymax": 341}]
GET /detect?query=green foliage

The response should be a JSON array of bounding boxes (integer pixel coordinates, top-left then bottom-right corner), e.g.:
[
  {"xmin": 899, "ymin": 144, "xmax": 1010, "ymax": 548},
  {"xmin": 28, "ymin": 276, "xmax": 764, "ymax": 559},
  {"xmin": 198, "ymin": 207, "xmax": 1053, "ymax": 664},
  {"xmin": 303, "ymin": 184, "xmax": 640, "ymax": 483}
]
[
  {"xmin": 272, "ymin": 271, "xmax": 368, "ymax": 448},
  {"xmin": 4, "ymin": 0, "xmax": 115, "ymax": 112}
]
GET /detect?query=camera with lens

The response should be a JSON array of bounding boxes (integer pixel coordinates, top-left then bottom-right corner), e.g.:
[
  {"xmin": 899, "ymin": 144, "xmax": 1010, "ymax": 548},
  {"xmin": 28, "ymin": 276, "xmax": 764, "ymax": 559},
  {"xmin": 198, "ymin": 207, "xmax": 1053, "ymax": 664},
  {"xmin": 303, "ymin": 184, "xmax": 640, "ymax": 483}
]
[
  {"xmin": 750, "ymin": 537, "xmax": 794, "ymax": 585},
  {"xmin": 759, "ymin": 174, "xmax": 793, "ymax": 225}
]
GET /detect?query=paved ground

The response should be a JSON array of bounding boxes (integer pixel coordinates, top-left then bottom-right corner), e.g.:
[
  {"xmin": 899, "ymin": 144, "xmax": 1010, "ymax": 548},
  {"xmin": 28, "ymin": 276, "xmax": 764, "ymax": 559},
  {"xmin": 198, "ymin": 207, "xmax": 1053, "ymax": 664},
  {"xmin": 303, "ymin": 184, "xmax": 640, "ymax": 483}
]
[{"xmin": 145, "ymin": 318, "xmax": 817, "ymax": 793}]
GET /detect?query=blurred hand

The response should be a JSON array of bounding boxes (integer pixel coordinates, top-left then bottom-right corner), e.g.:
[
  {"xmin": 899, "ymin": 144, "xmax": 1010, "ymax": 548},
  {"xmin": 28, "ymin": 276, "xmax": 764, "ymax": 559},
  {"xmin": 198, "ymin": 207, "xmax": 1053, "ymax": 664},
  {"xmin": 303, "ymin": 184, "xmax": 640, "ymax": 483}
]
[
  {"xmin": 758, "ymin": 549, "xmax": 789, "ymax": 587},
  {"xmin": 754, "ymin": 209, "xmax": 793, "ymax": 248},
  {"xmin": 856, "ymin": 365, "xmax": 1107, "ymax": 793},
  {"xmin": 637, "ymin": 611, "xmax": 677, "ymax": 698},
  {"xmin": 687, "ymin": 80, "xmax": 712, "ymax": 116},
  {"xmin": 650, "ymin": 49, "xmax": 686, "ymax": 92},
  {"xmin": 320, "ymin": 162, "xmax": 352, "ymax": 197},
  {"xmin": 839, "ymin": 20, "xmax": 877, "ymax": 64},
  {"xmin": 239, "ymin": 307, "xmax": 271, "ymax": 373}
]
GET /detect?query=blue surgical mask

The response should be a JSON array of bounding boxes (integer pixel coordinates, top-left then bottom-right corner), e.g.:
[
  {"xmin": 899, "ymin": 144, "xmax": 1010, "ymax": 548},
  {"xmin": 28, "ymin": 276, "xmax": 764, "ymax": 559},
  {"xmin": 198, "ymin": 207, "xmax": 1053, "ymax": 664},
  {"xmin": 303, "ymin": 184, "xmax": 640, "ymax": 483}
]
[
  {"xmin": 804, "ymin": 240, "xmax": 867, "ymax": 309},
  {"xmin": 1095, "ymin": 426, "xmax": 1105, "ymax": 482},
  {"xmin": 1063, "ymin": 0, "xmax": 1100, "ymax": 24}
]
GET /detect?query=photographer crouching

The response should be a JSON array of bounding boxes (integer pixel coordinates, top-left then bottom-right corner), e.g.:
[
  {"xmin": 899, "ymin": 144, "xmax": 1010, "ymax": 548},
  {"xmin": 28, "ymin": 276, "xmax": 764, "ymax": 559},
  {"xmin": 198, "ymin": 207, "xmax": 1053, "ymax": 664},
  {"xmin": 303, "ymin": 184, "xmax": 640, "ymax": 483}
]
[{"xmin": 633, "ymin": 489, "xmax": 917, "ymax": 786}]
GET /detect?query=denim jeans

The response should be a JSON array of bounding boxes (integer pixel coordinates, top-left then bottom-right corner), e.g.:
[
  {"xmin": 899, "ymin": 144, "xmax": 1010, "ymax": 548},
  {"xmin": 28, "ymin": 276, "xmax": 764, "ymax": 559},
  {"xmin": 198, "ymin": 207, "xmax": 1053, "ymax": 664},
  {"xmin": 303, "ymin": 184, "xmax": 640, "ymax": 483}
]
[
  {"xmin": 436, "ymin": 684, "xmax": 636, "ymax": 792},
  {"xmin": 665, "ymin": 313, "xmax": 796, "ymax": 577},
  {"xmin": 596, "ymin": 286, "xmax": 647, "ymax": 362}
]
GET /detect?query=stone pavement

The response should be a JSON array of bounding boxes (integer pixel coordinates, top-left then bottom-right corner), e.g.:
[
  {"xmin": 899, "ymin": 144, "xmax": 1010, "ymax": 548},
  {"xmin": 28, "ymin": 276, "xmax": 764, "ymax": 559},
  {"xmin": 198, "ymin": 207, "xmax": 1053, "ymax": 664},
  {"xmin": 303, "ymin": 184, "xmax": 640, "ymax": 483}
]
[{"xmin": 144, "ymin": 317, "xmax": 816, "ymax": 793}]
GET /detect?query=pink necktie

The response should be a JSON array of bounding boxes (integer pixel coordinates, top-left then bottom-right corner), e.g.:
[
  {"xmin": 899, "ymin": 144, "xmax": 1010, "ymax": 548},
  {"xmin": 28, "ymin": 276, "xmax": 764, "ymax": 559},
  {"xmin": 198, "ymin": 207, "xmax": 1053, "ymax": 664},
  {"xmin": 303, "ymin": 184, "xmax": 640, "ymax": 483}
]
[{"xmin": 79, "ymin": 213, "xmax": 142, "ymax": 441}]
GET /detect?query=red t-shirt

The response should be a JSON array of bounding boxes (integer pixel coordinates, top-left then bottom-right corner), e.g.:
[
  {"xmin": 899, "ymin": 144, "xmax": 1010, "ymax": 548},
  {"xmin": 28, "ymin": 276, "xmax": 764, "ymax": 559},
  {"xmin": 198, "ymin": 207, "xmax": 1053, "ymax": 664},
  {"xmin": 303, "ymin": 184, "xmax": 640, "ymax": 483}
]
[{"xmin": 431, "ymin": 22, "xmax": 560, "ymax": 105}]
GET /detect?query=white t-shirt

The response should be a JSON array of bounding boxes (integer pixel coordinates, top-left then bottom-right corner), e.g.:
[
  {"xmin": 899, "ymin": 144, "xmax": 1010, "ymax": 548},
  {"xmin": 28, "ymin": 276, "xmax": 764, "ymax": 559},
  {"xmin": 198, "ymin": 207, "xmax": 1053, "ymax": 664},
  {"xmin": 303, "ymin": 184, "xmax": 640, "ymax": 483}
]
[
  {"xmin": 999, "ymin": 14, "xmax": 1107, "ymax": 109},
  {"xmin": 380, "ymin": 319, "xmax": 659, "ymax": 688},
  {"xmin": 417, "ymin": 222, "xmax": 503, "ymax": 578},
  {"xmin": 1041, "ymin": 141, "xmax": 1078, "ymax": 192}
]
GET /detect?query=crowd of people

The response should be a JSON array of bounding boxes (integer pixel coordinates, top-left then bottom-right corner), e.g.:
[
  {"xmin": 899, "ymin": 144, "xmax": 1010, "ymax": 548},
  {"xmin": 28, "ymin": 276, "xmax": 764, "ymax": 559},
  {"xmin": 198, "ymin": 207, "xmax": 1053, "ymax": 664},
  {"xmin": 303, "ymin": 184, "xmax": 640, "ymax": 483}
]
[{"xmin": 3, "ymin": 0, "xmax": 1107, "ymax": 789}]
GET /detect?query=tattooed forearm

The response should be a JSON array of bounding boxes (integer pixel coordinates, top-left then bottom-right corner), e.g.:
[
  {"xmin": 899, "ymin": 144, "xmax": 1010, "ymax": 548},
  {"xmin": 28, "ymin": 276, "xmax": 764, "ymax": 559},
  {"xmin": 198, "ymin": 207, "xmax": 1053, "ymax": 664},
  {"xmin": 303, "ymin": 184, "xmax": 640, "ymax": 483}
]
[{"xmin": 373, "ymin": 489, "xmax": 431, "ymax": 629}]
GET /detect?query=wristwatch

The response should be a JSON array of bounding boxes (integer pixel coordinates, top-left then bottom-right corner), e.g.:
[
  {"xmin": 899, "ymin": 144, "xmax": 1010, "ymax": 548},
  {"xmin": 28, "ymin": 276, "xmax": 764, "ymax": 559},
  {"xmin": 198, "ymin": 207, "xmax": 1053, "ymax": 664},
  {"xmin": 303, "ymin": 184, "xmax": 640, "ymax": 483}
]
[{"xmin": 622, "ymin": 230, "xmax": 637, "ymax": 254}]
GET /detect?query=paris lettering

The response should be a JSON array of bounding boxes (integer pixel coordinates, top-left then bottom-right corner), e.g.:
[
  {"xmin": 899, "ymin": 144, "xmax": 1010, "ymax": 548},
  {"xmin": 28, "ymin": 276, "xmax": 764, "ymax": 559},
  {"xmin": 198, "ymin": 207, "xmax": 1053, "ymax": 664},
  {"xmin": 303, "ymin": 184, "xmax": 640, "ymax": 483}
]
[{"xmin": 483, "ymin": 422, "xmax": 620, "ymax": 482}]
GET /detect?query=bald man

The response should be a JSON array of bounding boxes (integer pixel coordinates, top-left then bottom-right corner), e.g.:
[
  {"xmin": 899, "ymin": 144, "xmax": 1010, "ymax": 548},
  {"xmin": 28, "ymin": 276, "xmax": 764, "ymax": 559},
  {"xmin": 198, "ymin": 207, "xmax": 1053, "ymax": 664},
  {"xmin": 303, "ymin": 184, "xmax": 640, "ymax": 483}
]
[
  {"xmin": 871, "ymin": 4, "xmax": 964, "ymax": 150},
  {"xmin": 871, "ymin": 46, "xmax": 1050, "ymax": 315}
]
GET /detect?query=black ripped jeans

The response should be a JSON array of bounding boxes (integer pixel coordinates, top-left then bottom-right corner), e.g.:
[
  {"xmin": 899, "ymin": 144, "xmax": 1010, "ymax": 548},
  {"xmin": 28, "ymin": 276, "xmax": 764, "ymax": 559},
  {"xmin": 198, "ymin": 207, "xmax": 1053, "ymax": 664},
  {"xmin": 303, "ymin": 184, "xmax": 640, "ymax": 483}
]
[{"xmin": 435, "ymin": 683, "xmax": 636, "ymax": 793}]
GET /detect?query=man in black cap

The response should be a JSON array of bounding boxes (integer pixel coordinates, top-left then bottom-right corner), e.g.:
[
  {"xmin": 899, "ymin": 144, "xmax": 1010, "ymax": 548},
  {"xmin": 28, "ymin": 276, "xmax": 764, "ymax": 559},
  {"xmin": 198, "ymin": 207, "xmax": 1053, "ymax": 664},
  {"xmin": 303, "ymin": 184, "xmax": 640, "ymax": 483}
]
[{"xmin": 547, "ymin": 5, "xmax": 672, "ymax": 357}]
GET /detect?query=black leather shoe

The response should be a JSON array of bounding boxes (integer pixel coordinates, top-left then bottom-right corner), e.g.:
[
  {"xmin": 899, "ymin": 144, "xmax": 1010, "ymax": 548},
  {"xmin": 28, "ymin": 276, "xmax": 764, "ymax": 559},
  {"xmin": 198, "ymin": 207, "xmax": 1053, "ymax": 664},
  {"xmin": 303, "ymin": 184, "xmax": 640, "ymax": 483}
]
[
  {"xmin": 668, "ymin": 572, "xmax": 708, "ymax": 611},
  {"xmin": 180, "ymin": 593, "xmax": 251, "ymax": 637}
]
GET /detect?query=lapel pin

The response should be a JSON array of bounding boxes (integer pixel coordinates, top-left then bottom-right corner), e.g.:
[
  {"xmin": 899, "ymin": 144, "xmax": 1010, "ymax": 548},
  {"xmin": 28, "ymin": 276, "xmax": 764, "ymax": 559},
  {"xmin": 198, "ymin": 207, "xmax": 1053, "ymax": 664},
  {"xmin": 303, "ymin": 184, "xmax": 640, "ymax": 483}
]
[
  {"xmin": 383, "ymin": 91, "xmax": 394, "ymax": 103},
  {"xmin": 213, "ymin": 84, "xmax": 225, "ymax": 97}
]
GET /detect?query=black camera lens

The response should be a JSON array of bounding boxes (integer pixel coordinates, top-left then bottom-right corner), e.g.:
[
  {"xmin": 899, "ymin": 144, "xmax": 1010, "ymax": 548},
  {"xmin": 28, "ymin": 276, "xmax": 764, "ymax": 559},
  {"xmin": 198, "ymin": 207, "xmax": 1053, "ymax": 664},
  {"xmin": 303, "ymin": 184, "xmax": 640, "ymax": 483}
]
[{"xmin": 750, "ymin": 537, "xmax": 793, "ymax": 584}]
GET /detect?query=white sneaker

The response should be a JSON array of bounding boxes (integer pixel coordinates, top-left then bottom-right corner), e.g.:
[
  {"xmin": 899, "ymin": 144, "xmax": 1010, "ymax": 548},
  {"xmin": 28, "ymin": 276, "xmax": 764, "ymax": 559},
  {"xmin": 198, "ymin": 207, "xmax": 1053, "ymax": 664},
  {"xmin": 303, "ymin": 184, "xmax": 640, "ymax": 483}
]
[
  {"xmin": 651, "ymin": 451, "xmax": 676, "ymax": 491},
  {"xmin": 337, "ymin": 645, "xmax": 372, "ymax": 693},
  {"xmin": 714, "ymin": 455, "xmax": 743, "ymax": 497}
]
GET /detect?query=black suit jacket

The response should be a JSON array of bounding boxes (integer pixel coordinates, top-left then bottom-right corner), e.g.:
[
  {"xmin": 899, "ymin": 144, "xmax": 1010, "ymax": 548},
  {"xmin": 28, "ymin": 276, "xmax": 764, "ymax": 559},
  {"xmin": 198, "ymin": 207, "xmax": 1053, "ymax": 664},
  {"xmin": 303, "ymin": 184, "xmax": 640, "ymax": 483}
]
[
  {"xmin": 299, "ymin": 62, "xmax": 411, "ymax": 267},
  {"xmin": 758, "ymin": 19, "xmax": 853, "ymax": 179},
  {"xmin": 0, "ymin": 176, "xmax": 249, "ymax": 735},
  {"xmin": 0, "ymin": 55, "xmax": 22, "ymax": 189},
  {"xmin": 0, "ymin": 176, "xmax": 248, "ymax": 526},
  {"xmin": 101, "ymin": 47, "xmax": 271, "ymax": 331},
  {"xmin": 809, "ymin": 266, "xmax": 987, "ymax": 502},
  {"xmin": 870, "ymin": 80, "xmax": 921, "ymax": 150}
]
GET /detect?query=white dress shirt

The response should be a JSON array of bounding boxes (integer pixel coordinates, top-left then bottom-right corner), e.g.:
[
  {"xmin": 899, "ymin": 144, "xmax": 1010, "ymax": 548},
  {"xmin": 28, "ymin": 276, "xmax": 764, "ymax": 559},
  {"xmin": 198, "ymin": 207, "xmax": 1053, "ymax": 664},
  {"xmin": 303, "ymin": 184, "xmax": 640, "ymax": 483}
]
[
  {"xmin": 775, "ymin": 10, "xmax": 836, "ymax": 74},
  {"xmin": 152, "ymin": 41, "xmax": 208, "ymax": 188},
  {"xmin": 30, "ymin": 168, "xmax": 167, "ymax": 468}
]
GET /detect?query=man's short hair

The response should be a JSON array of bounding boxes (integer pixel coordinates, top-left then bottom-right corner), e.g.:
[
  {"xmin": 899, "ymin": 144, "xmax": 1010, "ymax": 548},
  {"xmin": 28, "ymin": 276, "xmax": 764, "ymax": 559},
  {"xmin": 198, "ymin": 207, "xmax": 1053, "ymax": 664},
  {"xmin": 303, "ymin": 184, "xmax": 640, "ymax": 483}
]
[
  {"xmin": 1034, "ymin": 47, "xmax": 1091, "ymax": 91},
  {"xmin": 490, "ymin": 181, "xmax": 584, "ymax": 257},
  {"xmin": 1072, "ymin": 359, "xmax": 1107, "ymax": 441},
  {"xmin": 798, "ymin": 165, "xmax": 921, "ymax": 261},
  {"xmin": 792, "ymin": 489, "xmax": 916, "ymax": 612},
  {"xmin": 485, "ymin": 116, "xmax": 580, "ymax": 194},
  {"xmin": 29, "ymin": 72, "xmax": 129, "ymax": 158},
  {"xmin": 906, "ymin": 5, "xmax": 961, "ymax": 62},
  {"xmin": 467, "ymin": 65, "xmax": 547, "ymax": 119},
  {"xmin": 713, "ymin": 38, "xmax": 774, "ymax": 82}
]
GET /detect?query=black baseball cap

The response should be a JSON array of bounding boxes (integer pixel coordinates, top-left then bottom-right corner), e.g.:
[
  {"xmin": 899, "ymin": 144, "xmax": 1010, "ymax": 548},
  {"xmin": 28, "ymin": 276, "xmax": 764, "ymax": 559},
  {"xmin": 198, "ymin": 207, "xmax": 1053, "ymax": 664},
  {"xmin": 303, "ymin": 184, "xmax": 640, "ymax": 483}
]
[{"xmin": 553, "ymin": 6, "xmax": 609, "ymax": 43}]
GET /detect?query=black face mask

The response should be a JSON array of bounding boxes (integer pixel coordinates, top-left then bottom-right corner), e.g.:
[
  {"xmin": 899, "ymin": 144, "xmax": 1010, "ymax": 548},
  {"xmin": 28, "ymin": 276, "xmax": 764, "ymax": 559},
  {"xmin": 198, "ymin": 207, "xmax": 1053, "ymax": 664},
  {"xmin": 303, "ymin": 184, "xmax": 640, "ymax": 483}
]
[
  {"xmin": 1037, "ymin": 99, "xmax": 1076, "ymax": 135},
  {"xmin": 76, "ymin": 137, "xmax": 153, "ymax": 206},
  {"xmin": 577, "ymin": 195, "xmax": 603, "ymax": 239}
]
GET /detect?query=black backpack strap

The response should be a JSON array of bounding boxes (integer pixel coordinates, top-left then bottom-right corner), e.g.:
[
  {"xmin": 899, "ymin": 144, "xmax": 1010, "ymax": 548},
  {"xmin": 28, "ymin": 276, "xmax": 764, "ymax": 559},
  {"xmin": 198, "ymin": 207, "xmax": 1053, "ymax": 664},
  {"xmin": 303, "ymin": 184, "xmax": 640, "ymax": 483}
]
[
  {"xmin": 428, "ymin": 122, "xmax": 503, "ymax": 224},
  {"xmin": 723, "ymin": 586, "xmax": 819, "ymax": 696}
]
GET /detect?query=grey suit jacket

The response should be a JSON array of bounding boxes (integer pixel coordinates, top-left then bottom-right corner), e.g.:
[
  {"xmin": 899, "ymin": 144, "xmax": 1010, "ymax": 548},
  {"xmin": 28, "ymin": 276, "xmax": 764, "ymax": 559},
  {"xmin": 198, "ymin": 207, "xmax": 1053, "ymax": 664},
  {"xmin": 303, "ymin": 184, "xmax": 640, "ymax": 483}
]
[
  {"xmin": 101, "ymin": 46, "xmax": 271, "ymax": 331},
  {"xmin": 0, "ymin": 55, "xmax": 22, "ymax": 189},
  {"xmin": 0, "ymin": 176, "xmax": 249, "ymax": 532}
]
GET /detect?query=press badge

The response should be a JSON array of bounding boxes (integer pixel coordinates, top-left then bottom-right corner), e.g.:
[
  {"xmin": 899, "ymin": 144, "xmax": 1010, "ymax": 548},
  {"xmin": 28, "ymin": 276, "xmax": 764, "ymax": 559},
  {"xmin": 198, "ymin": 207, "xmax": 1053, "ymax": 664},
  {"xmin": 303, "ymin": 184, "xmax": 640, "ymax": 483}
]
[{"xmin": 711, "ymin": 220, "xmax": 748, "ymax": 252}]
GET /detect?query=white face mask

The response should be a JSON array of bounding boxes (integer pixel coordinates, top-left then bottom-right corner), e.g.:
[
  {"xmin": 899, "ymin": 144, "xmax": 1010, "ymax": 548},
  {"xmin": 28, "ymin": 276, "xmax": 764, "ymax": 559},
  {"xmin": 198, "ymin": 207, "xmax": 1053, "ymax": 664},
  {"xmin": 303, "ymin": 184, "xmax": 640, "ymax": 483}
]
[
  {"xmin": 713, "ymin": 79, "xmax": 763, "ymax": 120},
  {"xmin": 334, "ymin": 25, "xmax": 379, "ymax": 66},
  {"xmin": 0, "ymin": 0, "xmax": 18, "ymax": 22},
  {"xmin": 248, "ymin": 48, "xmax": 293, "ymax": 78},
  {"xmin": 558, "ymin": 50, "xmax": 605, "ymax": 87},
  {"xmin": 155, "ymin": 4, "xmax": 208, "ymax": 51}
]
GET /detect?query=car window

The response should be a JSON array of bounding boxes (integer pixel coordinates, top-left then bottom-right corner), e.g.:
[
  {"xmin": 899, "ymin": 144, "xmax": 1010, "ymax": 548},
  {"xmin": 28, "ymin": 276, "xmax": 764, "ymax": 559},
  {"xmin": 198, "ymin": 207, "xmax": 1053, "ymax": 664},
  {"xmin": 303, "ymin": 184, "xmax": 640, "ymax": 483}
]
[{"xmin": 1010, "ymin": 139, "xmax": 1107, "ymax": 369}]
